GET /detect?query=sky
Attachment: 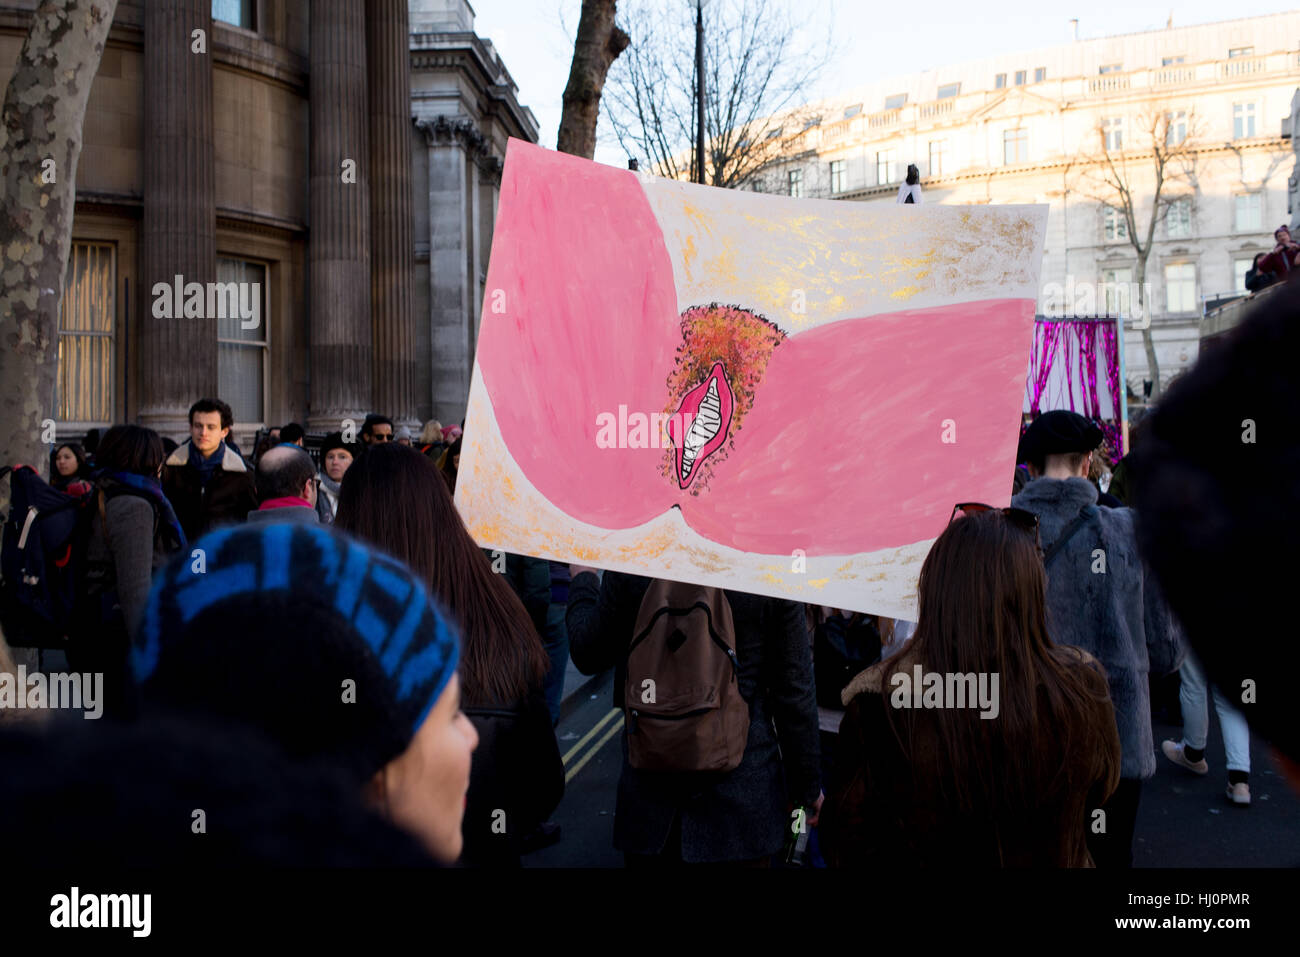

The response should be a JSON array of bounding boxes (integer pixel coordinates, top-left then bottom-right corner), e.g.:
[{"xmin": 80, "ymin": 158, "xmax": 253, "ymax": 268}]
[{"xmin": 469, "ymin": 0, "xmax": 1300, "ymax": 167}]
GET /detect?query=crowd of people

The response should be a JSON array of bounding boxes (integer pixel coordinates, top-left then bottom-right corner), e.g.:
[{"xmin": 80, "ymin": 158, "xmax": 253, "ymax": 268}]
[
  {"xmin": 1244, "ymin": 223, "xmax": 1300, "ymax": 293},
  {"xmin": 1, "ymin": 282, "xmax": 1298, "ymax": 869}
]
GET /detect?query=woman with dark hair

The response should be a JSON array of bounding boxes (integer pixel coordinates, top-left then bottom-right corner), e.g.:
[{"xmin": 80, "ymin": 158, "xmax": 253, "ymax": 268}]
[
  {"xmin": 49, "ymin": 442, "xmax": 90, "ymax": 494},
  {"xmin": 437, "ymin": 434, "xmax": 462, "ymax": 493},
  {"xmin": 72, "ymin": 425, "xmax": 186, "ymax": 714},
  {"xmin": 824, "ymin": 507, "xmax": 1120, "ymax": 867},
  {"xmin": 335, "ymin": 443, "xmax": 562, "ymax": 866}
]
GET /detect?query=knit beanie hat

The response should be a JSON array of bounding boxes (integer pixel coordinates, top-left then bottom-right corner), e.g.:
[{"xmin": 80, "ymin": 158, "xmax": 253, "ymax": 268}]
[
  {"xmin": 130, "ymin": 523, "xmax": 460, "ymax": 784},
  {"xmin": 320, "ymin": 431, "xmax": 360, "ymax": 462}
]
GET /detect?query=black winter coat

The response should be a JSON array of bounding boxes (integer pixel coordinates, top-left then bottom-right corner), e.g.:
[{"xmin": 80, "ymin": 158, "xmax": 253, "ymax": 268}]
[
  {"xmin": 566, "ymin": 569, "xmax": 821, "ymax": 863},
  {"xmin": 461, "ymin": 685, "xmax": 564, "ymax": 867},
  {"xmin": 161, "ymin": 442, "xmax": 258, "ymax": 542}
]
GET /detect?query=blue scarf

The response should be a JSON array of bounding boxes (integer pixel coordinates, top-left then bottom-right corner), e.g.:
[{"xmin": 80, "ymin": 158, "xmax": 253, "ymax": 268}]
[
  {"xmin": 99, "ymin": 469, "xmax": 187, "ymax": 548},
  {"xmin": 190, "ymin": 441, "xmax": 226, "ymax": 488}
]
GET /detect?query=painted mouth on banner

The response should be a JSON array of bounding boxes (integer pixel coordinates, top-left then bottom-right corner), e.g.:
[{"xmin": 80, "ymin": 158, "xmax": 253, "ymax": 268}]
[{"xmin": 668, "ymin": 361, "xmax": 733, "ymax": 489}]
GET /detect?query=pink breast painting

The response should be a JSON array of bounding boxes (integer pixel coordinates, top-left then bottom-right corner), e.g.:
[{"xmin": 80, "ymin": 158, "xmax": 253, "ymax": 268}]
[{"xmin": 455, "ymin": 139, "xmax": 1048, "ymax": 619}]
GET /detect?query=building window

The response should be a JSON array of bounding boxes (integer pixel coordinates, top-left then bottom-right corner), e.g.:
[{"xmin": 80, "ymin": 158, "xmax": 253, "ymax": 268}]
[
  {"xmin": 843, "ymin": 104, "xmax": 862, "ymax": 119},
  {"xmin": 1003, "ymin": 128, "xmax": 1027, "ymax": 165},
  {"xmin": 1099, "ymin": 63, "xmax": 1123, "ymax": 74},
  {"xmin": 1034, "ymin": 67, "xmax": 1046, "ymax": 83},
  {"xmin": 1233, "ymin": 102, "xmax": 1256, "ymax": 139},
  {"xmin": 56, "ymin": 241, "xmax": 115, "ymax": 424},
  {"xmin": 1103, "ymin": 205, "xmax": 1129, "ymax": 242},
  {"xmin": 1234, "ymin": 193, "xmax": 1262, "ymax": 231},
  {"xmin": 1165, "ymin": 198, "xmax": 1192, "ymax": 238},
  {"xmin": 1165, "ymin": 110, "xmax": 1187, "ymax": 146},
  {"xmin": 1228, "ymin": 46, "xmax": 1254, "ymax": 58},
  {"xmin": 877, "ymin": 149, "xmax": 897, "ymax": 185},
  {"xmin": 1014, "ymin": 70, "xmax": 1027, "ymax": 86},
  {"xmin": 1103, "ymin": 116, "xmax": 1123, "ymax": 151},
  {"xmin": 829, "ymin": 159, "xmax": 845, "ymax": 193},
  {"xmin": 1165, "ymin": 262, "xmax": 1197, "ymax": 313},
  {"xmin": 995, "ymin": 73, "xmax": 1006, "ymax": 89},
  {"xmin": 216, "ymin": 257, "xmax": 268, "ymax": 427},
  {"xmin": 1102, "ymin": 268, "xmax": 1133, "ymax": 316},
  {"xmin": 884, "ymin": 93, "xmax": 907, "ymax": 110},
  {"xmin": 212, "ymin": 0, "xmax": 255, "ymax": 29},
  {"xmin": 1234, "ymin": 258, "xmax": 1255, "ymax": 293},
  {"xmin": 788, "ymin": 169, "xmax": 803, "ymax": 197},
  {"xmin": 1162, "ymin": 55, "xmax": 1186, "ymax": 66},
  {"xmin": 937, "ymin": 82, "xmax": 960, "ymax": 99},
  {"xmin": 928, "ymin": 139, "xmax": 947, "ymax": 178}
]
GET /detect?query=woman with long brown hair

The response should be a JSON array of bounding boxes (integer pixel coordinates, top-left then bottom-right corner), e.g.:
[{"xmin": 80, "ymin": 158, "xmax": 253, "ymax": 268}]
[
  {"xmin": 334, "ymin": 443, "xmax": 562, "ymax": 866},
  {"xmin": 823, "ymin": 506, "xmax": 1120, "ymax": 867}
]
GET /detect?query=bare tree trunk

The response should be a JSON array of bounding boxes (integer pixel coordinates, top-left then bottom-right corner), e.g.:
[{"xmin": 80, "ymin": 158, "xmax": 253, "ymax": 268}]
[
  {"xmin": 1135, "ymin": 252, "xmax": 1162, "ymax": 401},
  {"xmin": 0, "ymin": 0, "xmax": 118, "ymax": 509},
  {"xmin": 557, "ymin": 0, "xmax": 629, "ymax": 158}
]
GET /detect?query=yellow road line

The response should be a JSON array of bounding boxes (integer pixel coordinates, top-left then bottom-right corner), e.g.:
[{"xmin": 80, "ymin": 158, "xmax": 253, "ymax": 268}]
[
  {"xmin": 561, "ymin": 708, "xmax": 621, "ymax": 765},
  {"xmin": 564, "ymin": 719, "xmax": 623, "ymax": 784}
]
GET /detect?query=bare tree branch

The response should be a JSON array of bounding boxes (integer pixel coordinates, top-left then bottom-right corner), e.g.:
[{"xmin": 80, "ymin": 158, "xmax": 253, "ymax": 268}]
[
  {"xmin": 603, "ymin": 0, "xmax": 833, "ymax": 189},
  {"xmin": 1070, "ymin": 105, "xmax": 1205, "ymax": 401},
  {"xmin": 558, "ymin": 0, "xmax": 631, "ymax": 159}
]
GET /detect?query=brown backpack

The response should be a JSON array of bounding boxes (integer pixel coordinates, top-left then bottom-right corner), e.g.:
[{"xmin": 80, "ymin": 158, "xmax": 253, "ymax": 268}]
[{"xmin": 625, "ymin": 580, "xmax": 749, "ymax": 772}]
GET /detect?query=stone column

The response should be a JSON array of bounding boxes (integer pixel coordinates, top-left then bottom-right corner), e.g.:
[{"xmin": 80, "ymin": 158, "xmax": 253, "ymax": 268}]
[
  {"xmin": 418, "ymin": 116, "xmax": 472, "ymax": 425},
  {"xmin": 367, "ymin": 0, "xmax": 419, "ymax": 432},
  {"xmin": 139, "ymin": 0, "xmax": 216, "ymax": 438},
  {"xmin": 308, "ymin": 0, "xmax": 371, "ymax": 431}
]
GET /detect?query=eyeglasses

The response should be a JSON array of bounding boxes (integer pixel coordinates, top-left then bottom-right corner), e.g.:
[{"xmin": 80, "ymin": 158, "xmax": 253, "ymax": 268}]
[
  {"xmin": 369, "ymin": 433, "xmax": 393, "ymax": 443},
  {"xmin": 949, "ymin": 502, "xmax": 1041, "ymax": 547}
]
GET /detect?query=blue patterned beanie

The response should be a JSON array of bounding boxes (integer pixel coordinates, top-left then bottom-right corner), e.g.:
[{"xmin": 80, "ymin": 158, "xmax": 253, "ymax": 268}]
[{"xmin": 131, "ymin": 523, "xmax": 461, "ymax": 782}]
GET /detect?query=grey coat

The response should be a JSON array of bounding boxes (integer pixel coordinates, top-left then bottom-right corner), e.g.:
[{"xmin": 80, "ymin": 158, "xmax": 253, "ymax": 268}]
[
  {"xmin": 1012, "ymin": 477, "xmax": 1184, "ymax": 779},
  {"xmin": 84, "ymin": 493, "xmax": 172, "ymax": 637}
]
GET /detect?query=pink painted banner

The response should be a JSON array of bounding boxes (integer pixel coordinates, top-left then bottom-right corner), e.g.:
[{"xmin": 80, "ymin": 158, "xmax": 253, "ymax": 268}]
[{"xmin": 456, "ymin": 140, "xmax": 1048, "ymax": 618}]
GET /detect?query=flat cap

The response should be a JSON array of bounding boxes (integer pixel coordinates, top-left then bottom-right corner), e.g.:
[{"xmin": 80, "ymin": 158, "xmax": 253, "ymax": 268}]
[{"xmin": 1018, "ymin": 410, "xmax": 1103, "ymax": 462}]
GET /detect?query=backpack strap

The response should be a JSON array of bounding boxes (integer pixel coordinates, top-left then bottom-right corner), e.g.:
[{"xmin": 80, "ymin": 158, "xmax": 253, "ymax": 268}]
[{"xmin": 1043, "ymin": 505, "xmax": 1099, "ymax": 567}]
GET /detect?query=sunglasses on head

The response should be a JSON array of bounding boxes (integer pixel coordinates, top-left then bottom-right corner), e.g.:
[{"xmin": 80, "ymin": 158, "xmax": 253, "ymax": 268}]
[{"xmin": 949, "ymin": 502, "xmax": 1041, "ymax": 542}]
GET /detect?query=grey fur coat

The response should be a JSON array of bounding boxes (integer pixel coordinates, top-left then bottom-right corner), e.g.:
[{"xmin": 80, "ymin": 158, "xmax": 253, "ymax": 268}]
[{"xmin": 1012, "ymin": 477, "xmax": 1184, "ymax": 779}]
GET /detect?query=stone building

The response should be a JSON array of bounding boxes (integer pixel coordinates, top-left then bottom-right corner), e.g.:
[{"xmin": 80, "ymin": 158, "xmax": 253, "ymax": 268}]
[
  {"xmin": 754, "ymin": 13, "xmax": 1300, "ymax": 395},
  {"xmin": 410, "ymin": 0, "xmax": 539, "ymax": 425},
  {"xmin": 0, "ymin": 0, "xmax": 535, "ymax": 447}
]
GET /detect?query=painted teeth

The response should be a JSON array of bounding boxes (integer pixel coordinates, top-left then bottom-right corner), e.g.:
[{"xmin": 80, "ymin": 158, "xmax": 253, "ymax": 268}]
[{"xmin": 680, "ymin": 378, "xmax": 722, "ymax": 479}]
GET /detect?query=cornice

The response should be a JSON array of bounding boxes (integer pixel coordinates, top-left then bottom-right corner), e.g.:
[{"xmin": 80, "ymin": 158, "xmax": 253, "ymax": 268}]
[{"xmin": 414, "ymin": 115, "xmax": 504, "ymax": 183}]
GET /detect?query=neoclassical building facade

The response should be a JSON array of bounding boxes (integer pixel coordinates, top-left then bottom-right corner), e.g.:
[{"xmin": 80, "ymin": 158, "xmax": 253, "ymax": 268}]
[
  {"xmin": 754, "ymin": 13, "xmax": 1300, "ymax": 395},
  {"xmin": 410, "ymin": 0, "xmax": 538, "ymax": 425},
  {"xmin": 0, "ymin": 0, "xmax": 534, "ymax": 446}
]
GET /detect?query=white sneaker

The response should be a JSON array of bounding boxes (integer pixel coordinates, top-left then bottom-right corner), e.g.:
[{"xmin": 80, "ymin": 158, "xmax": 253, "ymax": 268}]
[
  {"xmin": 1161, "ymin": 739, "xmax": 1208, "ymax": 775},
  {"xmin": 1226, "ymin": 782, "xmax": 1251, "ymax": 807}
]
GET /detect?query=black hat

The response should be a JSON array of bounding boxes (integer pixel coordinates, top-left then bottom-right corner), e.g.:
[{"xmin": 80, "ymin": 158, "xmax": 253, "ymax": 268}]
[
  {"xmin": 1018, "ymin": 410, "xmax": 1103, "ymax": 463},
  {"xmin": 320, "ymin": 431, "xmax": 360, "ymax": 461}
]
